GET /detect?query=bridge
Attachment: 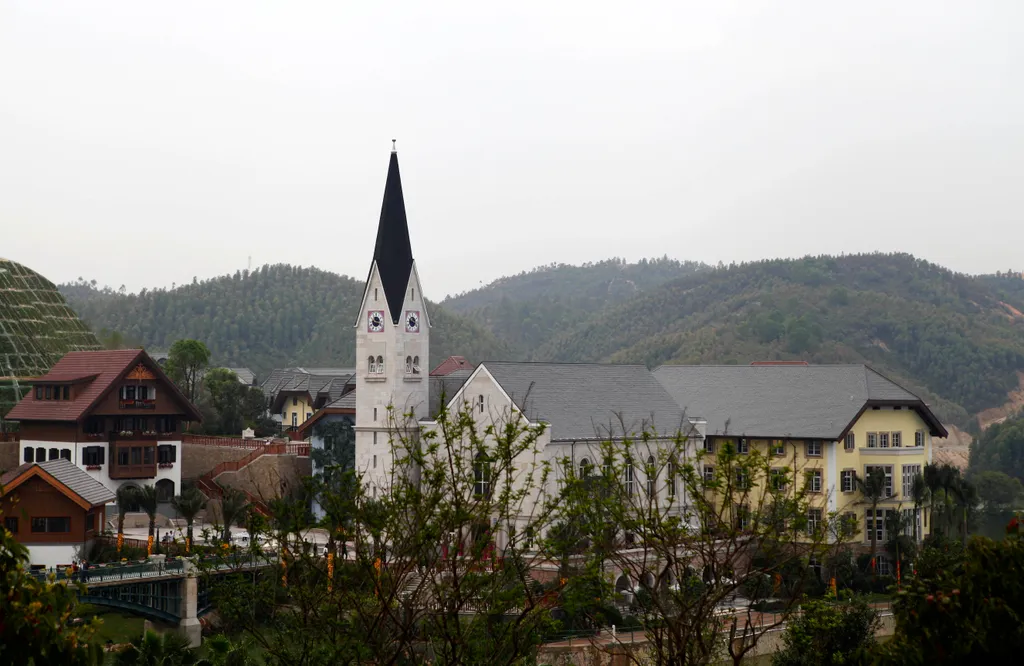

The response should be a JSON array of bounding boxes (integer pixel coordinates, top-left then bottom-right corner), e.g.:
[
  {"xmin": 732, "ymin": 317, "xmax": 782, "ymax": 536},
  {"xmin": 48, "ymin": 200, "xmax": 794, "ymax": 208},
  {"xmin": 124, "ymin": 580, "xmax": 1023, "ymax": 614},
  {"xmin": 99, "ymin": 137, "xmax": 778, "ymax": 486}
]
[{"xmin": 32, "ymin": 554, "xmax": 277, "ymax": 646}]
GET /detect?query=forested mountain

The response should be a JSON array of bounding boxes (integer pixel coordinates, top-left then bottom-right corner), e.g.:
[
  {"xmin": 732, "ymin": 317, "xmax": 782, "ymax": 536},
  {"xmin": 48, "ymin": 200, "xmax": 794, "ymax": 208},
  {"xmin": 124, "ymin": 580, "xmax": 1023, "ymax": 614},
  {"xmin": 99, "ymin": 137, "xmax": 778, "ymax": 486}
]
[
  {"xmin": 531, "ymin": 253, "xmax": 1024, "ymax": 426},
  {"xmin": 60, "ymin": 265, "xmax": 509, "ymax": 378},
  {"xmin": 440, "ymin": 257, "xmax": 708, "ymax": 355},
  {"xmin": 57, "ymin": 254, "xmax": 1024, "ymax": 429}
]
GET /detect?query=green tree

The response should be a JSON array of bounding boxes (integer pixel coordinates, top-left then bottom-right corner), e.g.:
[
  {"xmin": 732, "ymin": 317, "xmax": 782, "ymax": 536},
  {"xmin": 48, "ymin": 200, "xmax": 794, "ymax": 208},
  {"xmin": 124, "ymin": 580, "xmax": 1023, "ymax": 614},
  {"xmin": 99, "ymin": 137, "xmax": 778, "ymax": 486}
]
[
  {"xmin": 116, "ymin": 484, "xmax": 139, "ymax": 554},
  {"xmin": 856, "ymin": 467, "xmax": 887, "ymax": 563},
  {"xmin": 136, "ymin": 484, "xmax": 160, "ymax": 557},
  {"xmin": 871, "ymin": 523, "xmax": 1024, "ymax": 664},
  {"xmin": 114, "ymin": 629, "xmax": 198, "ymax": 666},
  {"xmin": 165, "ymin": 339, "xmax": 211, "ymax": 405},
  {"xmin": 969, "ymin": 413, "xmax": 1024, "ymax": 482},
  {"xmin": 0, "ymin": 524, "xmax": 103, "ymax": 665},
  {"xmin": 971, "ymin": 469, "xmax": 1023, "ymax": 512},
  {"xmin": 171, "ymin": 488, "xmax": 207, "ymax": 553},
  {"xmin": 771, "ymin": 596, "xmax": 879, "ymax": 666},
  {"xmin": 218, "ymin": 489, "xmax": 248, "ymax": 543}
]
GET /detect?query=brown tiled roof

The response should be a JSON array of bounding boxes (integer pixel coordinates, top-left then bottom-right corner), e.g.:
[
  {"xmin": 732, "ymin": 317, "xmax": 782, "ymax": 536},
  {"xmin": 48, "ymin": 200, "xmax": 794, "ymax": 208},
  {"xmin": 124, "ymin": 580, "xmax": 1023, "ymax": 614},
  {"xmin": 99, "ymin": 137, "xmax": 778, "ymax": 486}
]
[
  {"xmin": 430, "ymin": 356, "xmax": 473, "ymax": 377},
  {"xmin": 5, "ymin": 349, "xmax": 202, "ymax": 423}
]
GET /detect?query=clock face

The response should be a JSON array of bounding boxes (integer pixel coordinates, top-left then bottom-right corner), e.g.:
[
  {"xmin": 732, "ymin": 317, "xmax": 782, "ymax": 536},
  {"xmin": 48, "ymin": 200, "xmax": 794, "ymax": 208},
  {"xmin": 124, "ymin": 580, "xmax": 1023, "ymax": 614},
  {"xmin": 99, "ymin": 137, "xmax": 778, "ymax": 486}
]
[
  {"xmin": 405, "ymin": 310, "xmax": 420, "ymax": 333},
  {"xmin": 367, "ymin": 310, "xmax": 385, "ymax": 333}
]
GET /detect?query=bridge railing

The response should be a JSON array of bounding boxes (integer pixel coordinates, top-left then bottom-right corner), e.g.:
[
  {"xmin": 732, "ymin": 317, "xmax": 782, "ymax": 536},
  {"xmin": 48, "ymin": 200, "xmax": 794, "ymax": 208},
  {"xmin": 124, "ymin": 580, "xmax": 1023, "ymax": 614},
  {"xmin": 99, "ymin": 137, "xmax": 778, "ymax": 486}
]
[{"xmin": 28, "ymin": 558, "xmax": 186, "ymax": 584}]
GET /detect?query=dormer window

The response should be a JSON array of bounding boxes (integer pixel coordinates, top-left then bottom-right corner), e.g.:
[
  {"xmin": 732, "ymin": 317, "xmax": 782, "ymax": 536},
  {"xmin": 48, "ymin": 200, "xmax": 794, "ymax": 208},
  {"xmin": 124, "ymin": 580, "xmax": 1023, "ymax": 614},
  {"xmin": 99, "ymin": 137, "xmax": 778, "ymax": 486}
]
[{"xmin": 34, "ymin": 384, "xmax": 70, "ymax": 400}]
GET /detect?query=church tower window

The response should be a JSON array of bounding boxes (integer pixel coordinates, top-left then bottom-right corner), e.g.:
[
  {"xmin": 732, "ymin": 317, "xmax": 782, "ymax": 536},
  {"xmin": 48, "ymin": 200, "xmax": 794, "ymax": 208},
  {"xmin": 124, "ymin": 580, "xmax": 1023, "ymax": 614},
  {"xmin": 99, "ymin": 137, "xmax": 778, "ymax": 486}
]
[
  {"xmin": 368, "ymin": 356, "xmax": 376, "ymax": 374},
  {"xmin": 376, "ymin": 355, "xmax": 384, "ymax": 374},
  {"xmin": 413, "ymin": 356, "xmax": 420, "ymax": 374},
  {"xmin": 406, "ymin": 356, "xmax": 412, "ymax": 373}
]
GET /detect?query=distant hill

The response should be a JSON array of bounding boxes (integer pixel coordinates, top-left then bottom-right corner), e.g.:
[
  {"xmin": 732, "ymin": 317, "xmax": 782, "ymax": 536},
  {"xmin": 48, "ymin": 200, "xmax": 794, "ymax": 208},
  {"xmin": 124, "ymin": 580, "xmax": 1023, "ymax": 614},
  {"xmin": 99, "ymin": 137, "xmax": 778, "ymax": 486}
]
[
  {"xmin": 441, "ymin": 257, "xmax": 708, "ymax": 356},
  {"xmin": 56, "ymin": 254, "xmax": 1024, "ymax": 429},
  {"xmin": 60, "ymin": 264, "xmax": 509, "ymax": 379},
  {"xmin": 1, "ymin": 258, "xmax": 101, "ymax": 420},
  {"xmin": 531, "ymin": 253, "xmax": 1024, "ymax": 427}
]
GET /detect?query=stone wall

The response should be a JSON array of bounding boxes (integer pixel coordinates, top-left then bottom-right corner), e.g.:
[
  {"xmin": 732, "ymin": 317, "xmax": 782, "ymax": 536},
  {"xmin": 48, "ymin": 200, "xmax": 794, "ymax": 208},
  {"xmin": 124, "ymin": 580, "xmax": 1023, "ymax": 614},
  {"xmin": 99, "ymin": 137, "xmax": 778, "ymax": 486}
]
[
  {"xmin": 216, "ymin": 454, "xmax": 312, "ymax": 502},
  {"xmin": 0, "ymin": 440, "xmax": 19, "ymax": 474},
  {"xmin": 181, "ymin": 443, "xmax": 253, "ymax": 481}
]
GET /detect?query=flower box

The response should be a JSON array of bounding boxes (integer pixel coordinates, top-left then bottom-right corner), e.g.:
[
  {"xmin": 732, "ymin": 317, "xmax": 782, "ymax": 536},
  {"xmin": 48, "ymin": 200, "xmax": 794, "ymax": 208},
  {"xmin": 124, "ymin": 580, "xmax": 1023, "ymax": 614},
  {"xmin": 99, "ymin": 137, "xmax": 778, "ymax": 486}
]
[
  {"xmin": 158, "ymin": 462, "xmax": 174, "ymax": 469},
  {"xmin": 86, "ymin": 465, "xmax": 102, "ymax": 471}
]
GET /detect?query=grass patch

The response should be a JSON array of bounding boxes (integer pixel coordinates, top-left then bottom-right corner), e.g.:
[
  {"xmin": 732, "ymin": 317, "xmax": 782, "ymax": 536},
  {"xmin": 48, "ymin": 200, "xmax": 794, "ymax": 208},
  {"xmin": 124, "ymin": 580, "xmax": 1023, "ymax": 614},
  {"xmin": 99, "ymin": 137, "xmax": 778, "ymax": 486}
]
[{"xmin": 76, "ymin": 604, "xmax": 147, "ymax": 645}]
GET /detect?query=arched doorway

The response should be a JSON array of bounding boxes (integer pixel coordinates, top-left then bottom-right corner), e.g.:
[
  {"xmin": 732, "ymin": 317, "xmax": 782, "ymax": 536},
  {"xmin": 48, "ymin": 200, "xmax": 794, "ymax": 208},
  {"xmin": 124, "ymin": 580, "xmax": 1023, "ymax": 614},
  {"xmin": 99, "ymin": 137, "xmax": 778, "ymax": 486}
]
[{"xmin": 156, "ymin": 479, "xmax": 175, "ymax": 502}]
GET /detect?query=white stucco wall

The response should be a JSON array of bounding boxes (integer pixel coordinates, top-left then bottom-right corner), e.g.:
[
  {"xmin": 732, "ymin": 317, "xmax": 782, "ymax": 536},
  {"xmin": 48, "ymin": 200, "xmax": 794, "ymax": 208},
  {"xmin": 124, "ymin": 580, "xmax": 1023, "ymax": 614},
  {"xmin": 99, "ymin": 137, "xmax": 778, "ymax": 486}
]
[{"xmin": 24, "ymin": 542, "xmax": 84, "ymax": 569}]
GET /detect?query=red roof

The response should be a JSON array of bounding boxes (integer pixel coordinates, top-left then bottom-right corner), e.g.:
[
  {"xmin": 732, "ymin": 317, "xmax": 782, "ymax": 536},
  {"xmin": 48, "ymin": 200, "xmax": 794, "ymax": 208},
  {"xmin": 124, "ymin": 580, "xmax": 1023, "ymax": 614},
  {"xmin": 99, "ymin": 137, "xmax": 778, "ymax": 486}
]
[
  {"xmin": 430, "ymin": 355, "xmax": 473, "ymax": 377},
  {"xmin": 5, "ymin": 349, "xmax": 202, "ymax": 422}
]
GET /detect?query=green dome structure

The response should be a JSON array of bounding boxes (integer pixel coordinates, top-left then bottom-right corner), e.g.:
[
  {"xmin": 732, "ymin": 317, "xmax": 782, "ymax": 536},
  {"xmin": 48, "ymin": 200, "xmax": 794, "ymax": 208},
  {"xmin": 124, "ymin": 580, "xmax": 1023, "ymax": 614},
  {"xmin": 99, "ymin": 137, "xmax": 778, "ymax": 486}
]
[{"xmin": 0, "ymin": 257, "xmax": 101, "ymax": 424}]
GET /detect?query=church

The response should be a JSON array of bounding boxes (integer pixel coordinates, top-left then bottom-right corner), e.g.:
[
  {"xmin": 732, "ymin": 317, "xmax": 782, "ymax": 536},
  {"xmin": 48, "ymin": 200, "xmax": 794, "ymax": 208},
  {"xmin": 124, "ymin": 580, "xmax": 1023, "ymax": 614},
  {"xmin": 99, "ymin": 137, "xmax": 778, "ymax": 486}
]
[
  {"xmin": 321, "ymin": 146, "xmax": 707, "ymax": 534},
  {"xmin": 324, "ymin": 146, "xmax": 944, "ymax": 562}
]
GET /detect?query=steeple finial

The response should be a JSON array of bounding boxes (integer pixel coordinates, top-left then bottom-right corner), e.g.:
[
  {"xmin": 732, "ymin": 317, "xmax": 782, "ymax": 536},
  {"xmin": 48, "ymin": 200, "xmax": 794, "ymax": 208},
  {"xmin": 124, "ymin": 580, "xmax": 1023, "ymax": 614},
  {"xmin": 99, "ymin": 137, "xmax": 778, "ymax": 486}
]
[{"xmin": 392, "ymin": 138, "xmax": 397, "ymax": 153}]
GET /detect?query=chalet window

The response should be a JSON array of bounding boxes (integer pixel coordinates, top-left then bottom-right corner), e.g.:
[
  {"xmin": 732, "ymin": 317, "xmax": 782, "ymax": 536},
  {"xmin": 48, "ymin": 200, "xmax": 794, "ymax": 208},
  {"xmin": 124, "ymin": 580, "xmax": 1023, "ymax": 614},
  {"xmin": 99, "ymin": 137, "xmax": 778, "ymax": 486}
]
[
  {"xmin": 60, "ymin": 449, "xmax": 71, "ymax": 461},
  {"xmin": 806, "ymin": 469, "xmax": 822, "ymax": 493},
  {"xmin": 62, "ymin": 385, "xmax": 69, "ymax": 400},
  {"xmin": 891, "ymin": 431, "xmax": 902, "ymax": 448},
  {"xmin": 772, "ymin": 440, "xmax": 785, "ymax": 456},
  {"xmin": 45, "ymin": 386, "xmax": 52, "ymax": 400},
  {"xmin": 841, "ymin": 469, "xmax": 855, "ymax": 493},
  {"xmin": 806, "ymin": 441, "xmax": 822, "ymax": 457},
  {"xmin": 144, "ymin": 447, "xmax": 154, "ymax": 465},
  {"xmin": 915, "ymin": 430, "xmax": 925, "ymax": 447},
  {"xmin": 35, "ymin": 386, "xmax": 42, "ymax": 400},
  {"xmin": 844, "ymin": 433, "xmax": 855, "ymax": 451},
  {"xmin": 83, "ymin": 446, "xmax": 105, "ymax": 466},
  {"xmin": 131, "ymin": 447, "xmax": 142, "ymax": 465},
  {"xmin": 23, "ymin": 448, "xmax": 33, "ymax": 463},
  {"xmin": 118, "ymin": 448, "xmax": 130, "ymax": 465},
  {"xmin": 157, "ymin": 445, "xmax": 177, "ymax": 464},
  {"xmin": 31, "ymin": 517, "xmax": 71, "ymax": 533},
  {"xmin": 156, "ymin": 416, "xmax": 177, "ymax": 433},
  {"xmin": 4, "ymin": 517, "xmax": 17, "ymax": 533},
  {"xmin": 48, "ymin": 448, "xmax": 59, "ymax": 461},
  {"xmin": 86, "ymin": 513, "xmax": 96, "ymax": 532}
]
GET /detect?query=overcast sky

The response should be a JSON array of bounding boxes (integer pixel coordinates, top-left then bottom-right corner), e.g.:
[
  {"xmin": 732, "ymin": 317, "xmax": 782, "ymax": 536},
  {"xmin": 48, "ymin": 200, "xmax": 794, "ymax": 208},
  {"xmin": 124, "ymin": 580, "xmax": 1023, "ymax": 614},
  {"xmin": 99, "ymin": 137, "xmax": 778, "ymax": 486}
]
[{"xmin": 1, "ymin": 1, "xmax": 1021, "ymax": 299}]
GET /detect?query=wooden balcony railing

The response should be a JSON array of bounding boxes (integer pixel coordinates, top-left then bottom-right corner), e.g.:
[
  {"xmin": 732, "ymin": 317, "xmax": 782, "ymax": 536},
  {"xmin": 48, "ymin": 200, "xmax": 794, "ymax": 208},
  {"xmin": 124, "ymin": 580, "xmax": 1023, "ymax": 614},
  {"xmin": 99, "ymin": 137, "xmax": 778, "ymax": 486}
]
[{"xmin": 109, "ymin": 463, "xmax": 157, "ymax": 479}]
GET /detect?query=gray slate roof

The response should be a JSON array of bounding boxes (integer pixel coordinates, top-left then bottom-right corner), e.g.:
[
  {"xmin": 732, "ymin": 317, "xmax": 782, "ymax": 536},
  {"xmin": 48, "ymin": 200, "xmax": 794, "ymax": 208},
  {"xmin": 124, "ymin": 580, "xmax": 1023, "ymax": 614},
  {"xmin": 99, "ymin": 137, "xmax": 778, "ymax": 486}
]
[
  {"xmin": 38, "ymin": 458, "xmax": 116, "ymax": 506},
  {"xmin": 225, "ymin": 367, "xmax": 257, "ymax": 385},
  {"xmin": 261, "ymin": 368, "xmax": 353, "ymax": 403},
  {"xmin": 653, "ymin": 364, "xmax": 933, "ymax": 439},
  {"xmin": 481, "ymin": 362, "xmax": 692, "ymax": 441},
  {"xmin": 429, "ymin": 368, "xmax": 475, "ymax": 418},
  {"xmin": 327, "ymin": 390, "xmax": 357, "ymax": 410}
]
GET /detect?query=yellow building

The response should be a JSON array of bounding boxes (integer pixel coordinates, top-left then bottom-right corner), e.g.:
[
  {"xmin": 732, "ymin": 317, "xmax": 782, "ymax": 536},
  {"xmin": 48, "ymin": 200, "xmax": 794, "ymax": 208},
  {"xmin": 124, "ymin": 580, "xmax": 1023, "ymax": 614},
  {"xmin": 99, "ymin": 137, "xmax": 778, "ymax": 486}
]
[
  {"xmin": 261, "ymin": 368, "xmax": 355, "ymax": 432},
  {"xmin": 654, "ymin": 363, "xmax": 946, "ymax": 574}
]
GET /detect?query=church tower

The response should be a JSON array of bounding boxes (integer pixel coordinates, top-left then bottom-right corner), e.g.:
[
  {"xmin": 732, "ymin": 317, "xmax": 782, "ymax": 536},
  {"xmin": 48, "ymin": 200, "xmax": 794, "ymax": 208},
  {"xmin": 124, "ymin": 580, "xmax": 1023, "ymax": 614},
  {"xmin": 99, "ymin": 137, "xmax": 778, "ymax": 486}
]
[{"xmin": 354, "ymin": 144, "xmax": 429, "ymax": 489}]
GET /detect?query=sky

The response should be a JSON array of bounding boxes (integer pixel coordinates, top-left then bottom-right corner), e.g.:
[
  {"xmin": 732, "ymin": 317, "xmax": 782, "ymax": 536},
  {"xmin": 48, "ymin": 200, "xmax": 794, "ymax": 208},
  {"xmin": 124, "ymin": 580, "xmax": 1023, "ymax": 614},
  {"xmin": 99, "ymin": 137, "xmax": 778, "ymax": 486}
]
[{"xmin": 1, "ymin": 1, "xmax": 1021, "ymax": 299}]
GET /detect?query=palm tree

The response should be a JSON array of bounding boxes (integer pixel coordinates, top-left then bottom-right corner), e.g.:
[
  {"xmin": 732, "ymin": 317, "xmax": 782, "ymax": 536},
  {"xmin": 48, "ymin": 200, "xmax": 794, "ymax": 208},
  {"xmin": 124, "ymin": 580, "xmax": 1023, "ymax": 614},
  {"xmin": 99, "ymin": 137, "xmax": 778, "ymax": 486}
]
[
  {"xmin": 948, "ymin": 475, "xmax": 977, "ymax": 546},
  {"xmin": 911, "ymin": 473, "xmax": 928, "ymax": 542},
  {"xmin": 171, "ymin": 488, "xmax": 207, "ymax": 554},
  {"xmin": 856, "ymin": 467, "xmax": 887, "ymax": 564},
  {"xmin": 136, "ymin": 484, "xmax": 160, "ymax": 557},
  {"xmin": 115, "ymin": 485, "xmax": 139, "ymax": 554},
  {"xmin": 219, "ymin": 489, "xmax": 248, "ymax": 543},
  {"xmin": 923, "ymin": 463, "xmax": 943, "ymax": 535},
  {"xmin": 115, "ymin": 629, "xmax": 197, "ymax": 665}
]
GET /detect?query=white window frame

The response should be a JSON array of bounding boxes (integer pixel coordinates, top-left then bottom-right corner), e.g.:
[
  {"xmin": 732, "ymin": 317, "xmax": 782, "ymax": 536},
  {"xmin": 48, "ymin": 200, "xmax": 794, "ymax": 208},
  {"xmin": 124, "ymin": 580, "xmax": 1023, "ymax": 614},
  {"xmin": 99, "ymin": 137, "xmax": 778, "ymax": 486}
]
[
  {"xmin": 646, "ymin": 456, "xmax": 656, "ymax": 496},
  {"xmin": 806, "ymin": 441, "xmax": 822, "ymax": 457},
  {"xmin": 703, "ymin": 465, "xmax": 715, "ymax": 483},
  {"xmin": 807, "ymin": 469, "xmax": 822, "ymax": 493},
  {"xmin": 891, "ymin": 431, "xmax": 902, "ymax": 448},
  {"xmin": 772, "ymin": 440, "xmax": 785, "ymax": 456},
  {"xmin": 844, "ymin": 433, "xmax": 855, "ymax": 451},
  {"xmin": 879, "ymin": 432, "xmax": 890, "ymax": 448},
  {"xmin": 737, "ymin": 438, "xmax": 749, "ymax": 454},
  {"xmin": 865, "ymin": 464, "xmax": 894, "ymax": 498},
  {"xmin": 840, "ymin": 469, "xmax": 855, "ymax": 493},
  {"xmin": 625, "ymin": 462, "xmax": 635, "ymax": 496},
  {"xmin": 865, "ymin": 508, "xmax": 892, "ymax": 544},
  {"xmin": 866, "ymin": 432, "xmax": 877, "ymax": 448},
  {"xmin": 770, "ymin": 468, "xmax": 787, "ymax": 491},
  {"xmin": 901, "ymin": 464, "xmax": 921, "ymax": 498},
  {"xmin": 806, "ymin": 508, "xmax": 822, "ymax": 535}
]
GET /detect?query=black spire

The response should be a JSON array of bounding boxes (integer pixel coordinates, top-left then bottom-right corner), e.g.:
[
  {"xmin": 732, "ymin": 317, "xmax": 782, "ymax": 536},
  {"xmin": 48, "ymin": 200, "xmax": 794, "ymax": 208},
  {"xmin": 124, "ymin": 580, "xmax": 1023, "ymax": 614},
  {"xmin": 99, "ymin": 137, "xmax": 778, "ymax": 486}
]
[{"xmin": 371, "ymin": 143, "xmax": 414, "ymax": 325}]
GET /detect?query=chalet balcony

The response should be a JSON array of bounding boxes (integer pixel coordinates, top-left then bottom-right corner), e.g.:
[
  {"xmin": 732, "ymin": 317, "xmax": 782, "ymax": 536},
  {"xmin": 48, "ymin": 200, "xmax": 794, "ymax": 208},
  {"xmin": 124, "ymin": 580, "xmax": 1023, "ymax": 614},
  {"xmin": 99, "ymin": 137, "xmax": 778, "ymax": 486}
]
[
  {"xmin": 110, "ymin": 442, "xmax": 157, "ymax": 479},
  {"xmin": 119, "ymin": 399, "xmax": 157, "ymax": 410}
]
